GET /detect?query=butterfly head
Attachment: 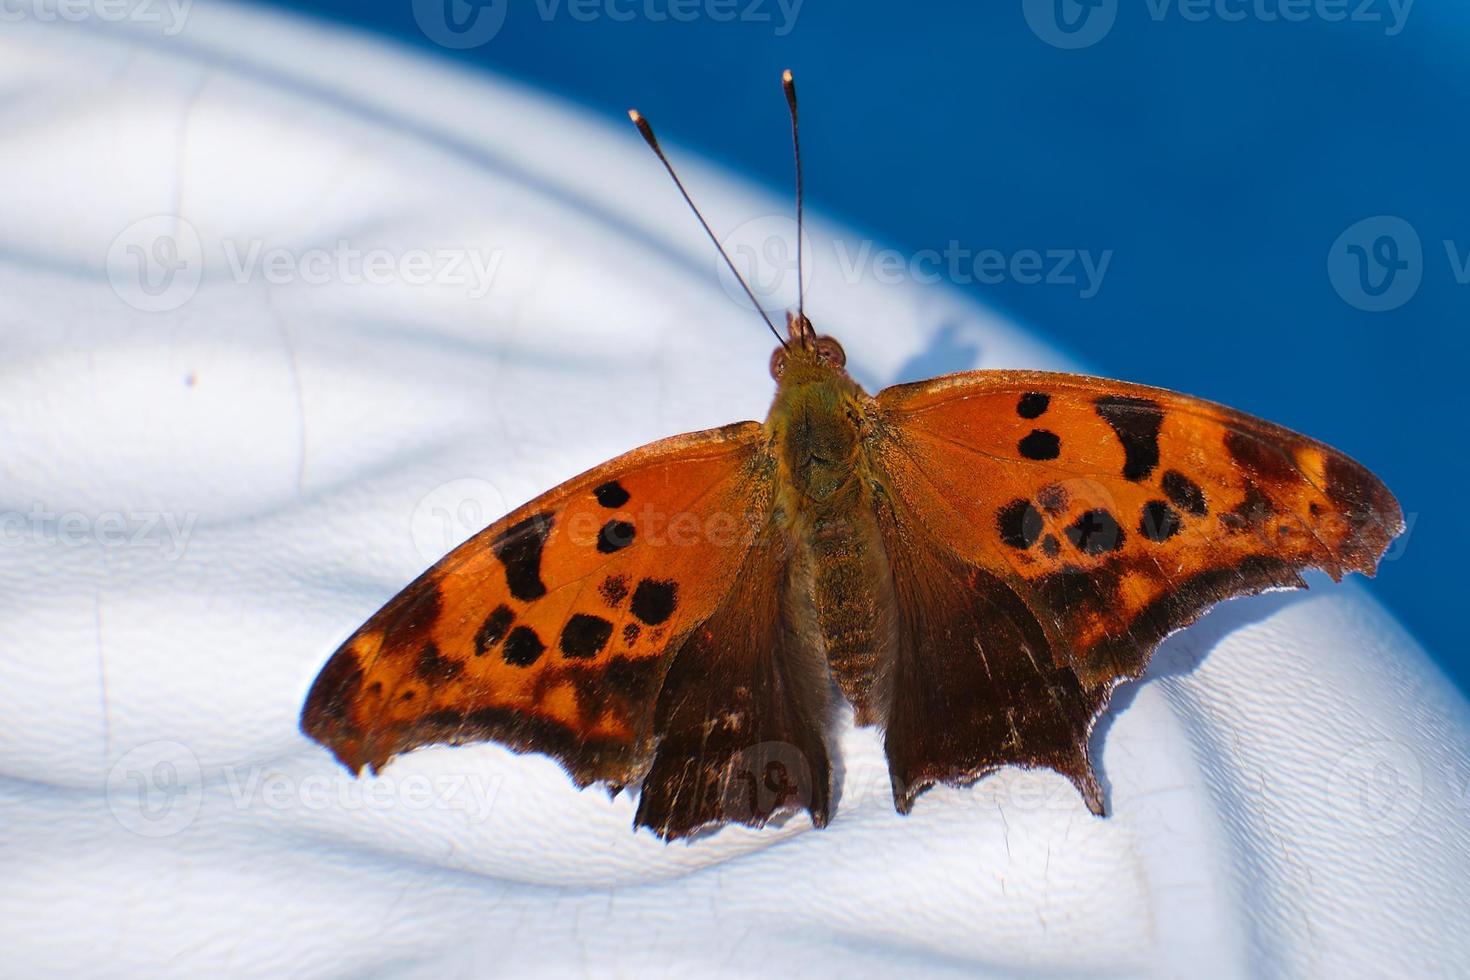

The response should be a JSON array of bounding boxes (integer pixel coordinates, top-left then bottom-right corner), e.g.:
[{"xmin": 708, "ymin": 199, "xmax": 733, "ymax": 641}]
[{"xmin": 770, "ymin": 310, "xmax": 847, "ymax": 383}]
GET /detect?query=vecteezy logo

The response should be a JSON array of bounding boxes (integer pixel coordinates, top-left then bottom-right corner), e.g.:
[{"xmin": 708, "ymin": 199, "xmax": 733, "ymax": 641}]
[
  {"xmin": 726, "ymin": 740, "xmax": 816, "ymax": 825},
  {"xmin": 1327, "ymin": 215, "xmax": 1422, "ymax": 312},
  {"xmin": 1325, "ymin": 739, "xmax": 1423, "ymax": 837},
  {"xmin": 107, "ymin": 215, "xmax": 203, "ymax": 313},
  {"xmin": 106, "ymin": 740, "xmax": 204, "ymax": 838},
  {"xmin": 1022, "ymin": 0, "xmax": 1117, "ymax": 49},
  {"xmin": 412, "ymin": 0, "xmax": 507, "ymax": 49},
  {"xmin": 718, "ymin": 214, "xmax": 811, "ymax": 314},
  {"xmin": 411, "ymin": 477, "xmax": 507, "ymax": 563}
]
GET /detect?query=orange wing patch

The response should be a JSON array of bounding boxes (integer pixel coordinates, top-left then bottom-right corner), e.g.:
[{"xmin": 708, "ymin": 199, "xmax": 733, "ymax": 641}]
[
  {"xmin": 301, "ymin": 421, "xmax": 775, "ymax": 791},
  {"xmin": 877, "ymin": 370, "xmax": 1403, "ymax": 686}
]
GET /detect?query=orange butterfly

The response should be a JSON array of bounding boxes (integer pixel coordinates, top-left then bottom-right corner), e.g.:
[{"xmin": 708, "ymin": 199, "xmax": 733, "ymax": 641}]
[{"xmin": 301, "ymin": 72, "xmax": 1402, "ymax": 840}]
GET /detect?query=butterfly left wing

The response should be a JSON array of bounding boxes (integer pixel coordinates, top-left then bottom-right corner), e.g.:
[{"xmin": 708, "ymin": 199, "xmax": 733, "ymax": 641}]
[
  {"xmin": 304, "ymin": 423, "xmax": 780, "ymax": 797},
  {"xmin": 871, "ymin": 369, "xmax": 1402, "ymax": 812}
]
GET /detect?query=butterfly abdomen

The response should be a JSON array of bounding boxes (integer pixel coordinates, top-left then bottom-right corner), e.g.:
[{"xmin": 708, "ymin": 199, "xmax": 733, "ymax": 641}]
[{"xmin": 793, "ymin": 486, "xmax": 898, "ymax": 725}]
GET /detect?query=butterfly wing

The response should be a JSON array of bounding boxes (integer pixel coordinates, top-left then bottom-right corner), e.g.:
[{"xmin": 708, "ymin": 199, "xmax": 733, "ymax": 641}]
[
  {"xmin": 301, "ymin": 420, "xmax": 806, "ymax": 832},
  {"xmin": 632, "ymin": 518, "xmax": 834, "ymax": 840},
  {"xmin": 872, "ymin": 369, "xmax": 1402, "ymax": 810}
]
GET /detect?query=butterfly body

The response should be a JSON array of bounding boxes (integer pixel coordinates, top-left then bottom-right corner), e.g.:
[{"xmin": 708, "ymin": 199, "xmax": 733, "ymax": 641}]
[{"xmin": 767, "ymin": 333, "xmax": 893, "ymax": 724}]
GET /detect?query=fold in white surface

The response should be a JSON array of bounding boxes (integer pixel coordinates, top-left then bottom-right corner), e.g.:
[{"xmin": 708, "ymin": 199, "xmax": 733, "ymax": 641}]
[{"xmin": 0, "ymin": 6, "xmax": 1466, "ymax": 977}]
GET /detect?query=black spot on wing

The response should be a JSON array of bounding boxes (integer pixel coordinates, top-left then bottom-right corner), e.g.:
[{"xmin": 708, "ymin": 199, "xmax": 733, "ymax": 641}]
[
  {"xmin": 631, "ymin": 578, "xmax": 678, "ymax": 625},
  {"xmin": 1066, "ymin": 509, "xmax": 1125, "ymax": 555},
  {"xmin": 997, "ymin": 499, "xmax": 1044, "ymax": 550},
  {"xmin": 597, "ymin": 519, "xmax": 636, "ymax": 554},
  {"xmin": 1017, "ymin": 392, "xmax": 1050, "ymax": 418},
  {"xmin": 622, "ymin": 622, "xmax": 641, "ymax": 646},
  {"xmin": 1221, "ymin": 484, "xmax": 1275, "ymax": 533},
  {"xmin": 1041, "ymin": 534, "xmax": 1061, "ymax": 557},
  {"xmin": 415, "ymin": 642, "xmax": 462, "ymax": 682},
  {"xmin": 593, "ymin": 480, "xmax": 631, "ymax": 508},
  {"xmin": 1094, "ymin": 395, "xmax": 1163, "ymax": 482},
  {"xmin": 473, "ymin": 605, "xmax": 514, "ymax": 656},
  {"xmin": 1162, "ymin": 469, "xmax": 1208, "ymax": 516},
  {"xmin": 1018, "ymin": 429, "xmax": 1061, "ymax": 460},
  {"xmin": 600, "ymin": 574, "xmax": 629, "ymax": 607},
  {"xmin": 1037, "ymin": 483, "xmax": 1068, "ymax": 514},
  {"xmin": 502, "ymin": 626, "xmax": 546, "ymax": 667},
  {"xmin": 561, "ymin": 613, "xmax": 614, "ymax": 659},
  {"xmin": 1139, "ymin": 501, "xmax": 1182, "ymax": 542},
  {"xmin": 492, "ymin": 513, "xmax": 554, "ymax": 601}
]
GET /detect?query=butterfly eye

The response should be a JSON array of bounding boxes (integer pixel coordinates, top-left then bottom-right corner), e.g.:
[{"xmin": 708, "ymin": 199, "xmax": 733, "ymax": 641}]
[
  {"xmin": 769, "ymin": 347, "xmax": 788, "ymax": 380},
  {"xmin": 814, "ymin": 336, "xmax": 846, "ymax": 368}
]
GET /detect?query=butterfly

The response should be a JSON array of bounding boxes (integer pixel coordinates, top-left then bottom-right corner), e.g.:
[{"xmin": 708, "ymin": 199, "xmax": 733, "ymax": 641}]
[{"xmin": 300, "ymin": 71, "xmax": 1402, "ymax": 841}]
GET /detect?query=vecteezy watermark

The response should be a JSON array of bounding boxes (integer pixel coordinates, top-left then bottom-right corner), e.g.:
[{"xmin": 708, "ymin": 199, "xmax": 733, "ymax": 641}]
[
  {"xmin": 1326, "ymin": 213, "xmax": 1470, "ymax": 313},
  {"xmin": 717, "ymin": 215, "xmax": 1113, "ymax": 308},
  {"xmin": 1, "ymin": 504, "xmax": 197, "ymax": 560},
  {"xmin": 412, "ymin": 478, "xmax": 508, "ymax": 563},
  {"xmin": 221, "ymin": 766, "xmax": 503, "ymax": 826},
  {"xmin": 106, "ymin": 215, "xmax": 203, "ymax": 314},
  {"xmin": 218, "ymin": 240, "xmax": 502, "ymax": 300},
  {"xmin": 717, "ymin": 214, "xmax": 813, "ymax": 312},
  {"xmin": 1024, "ymin": 0, "xmax": 1413, "ymax": 48},
  {"xmin": 107, "ymin": 741, "xmax": 204, "ymax": 838},
  {"xmin": 1023, "ymin": 0, "xmax": 1119, "ymax": 49},
  {"xmin": 833, "ymin": 240, "xmax": 1113, "ymax": 299},
  {"xmin": 106, "ymin": 215, "xmax": 503, "ymax": 313},
  {"xmin": 413, "ymin": 0, "xmax": 802, "ymax": 48},
  {"xmin": 1325, "ymin": 738, "xmax": 1423, "ymax": 836},
  {"xmin": 1327, "ymin": 215, "xmax": 1422, "ymax": 312},
  {"xmin": 724, "ymin": 741, "xmax": 819, "ymax": 825},
  {"xmin": 105, "ymin": 740, "xmax": 505, "ymax": 836},
  {"xmin": 412, "ymin": 0, "xmax": 509, "ymax": 48},
  {"xmin": 0, "ymin": 0, "xmax": 192, "ymax": 36}
]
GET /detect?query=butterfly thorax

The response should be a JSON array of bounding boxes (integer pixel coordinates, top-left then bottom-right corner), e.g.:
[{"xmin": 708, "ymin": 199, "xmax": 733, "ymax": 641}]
[
  {"xmin": 766, "ymin": 344, "xmax": 896, "ymax": 722},
  {"xmin": 767, "ymin": 350, "xmax": 870, "ymax": 500}
]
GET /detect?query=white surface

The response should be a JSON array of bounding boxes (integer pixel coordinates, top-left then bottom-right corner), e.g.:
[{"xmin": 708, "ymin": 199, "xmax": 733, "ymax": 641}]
[{"xmin": 1, "ymin": 6, "xmax": 1467, "ymax": 978}]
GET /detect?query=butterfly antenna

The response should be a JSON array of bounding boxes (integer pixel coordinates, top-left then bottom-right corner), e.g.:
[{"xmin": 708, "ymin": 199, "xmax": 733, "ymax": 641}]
[
  {"xmin": 627, "ymin": 109, "xmax": 787, "ymax": 350},
  {"xmin": 782, "ymin": 68, "xmax": 807, "ymax": 335}
]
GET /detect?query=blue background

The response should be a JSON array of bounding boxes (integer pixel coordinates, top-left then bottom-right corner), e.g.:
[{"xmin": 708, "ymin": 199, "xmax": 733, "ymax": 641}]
[{"xmin": 260, "ymin": 0, "xmax": 1461, "ymax": 690}]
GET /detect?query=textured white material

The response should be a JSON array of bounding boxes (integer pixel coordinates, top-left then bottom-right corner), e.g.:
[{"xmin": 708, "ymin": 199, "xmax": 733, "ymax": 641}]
[{"xmin": 1, "ymin": 6, "xmax": 1466, "ymax": 977}]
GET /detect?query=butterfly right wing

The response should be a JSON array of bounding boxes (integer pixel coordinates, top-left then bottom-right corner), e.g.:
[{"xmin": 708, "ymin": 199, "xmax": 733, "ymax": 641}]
[
  {"xmin": 867, "ymin": 369, "xmax": 1401, "ymax": 815},
  {"xmin": 869, "ymin": 472, "xmax": 1108, "ymax": 814}
]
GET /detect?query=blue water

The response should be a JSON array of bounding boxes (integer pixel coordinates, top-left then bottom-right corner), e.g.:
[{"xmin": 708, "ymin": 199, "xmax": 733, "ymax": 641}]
[{"xmin": 261, "ymin": 0, "xmax": 1463, "ymax": 691}]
